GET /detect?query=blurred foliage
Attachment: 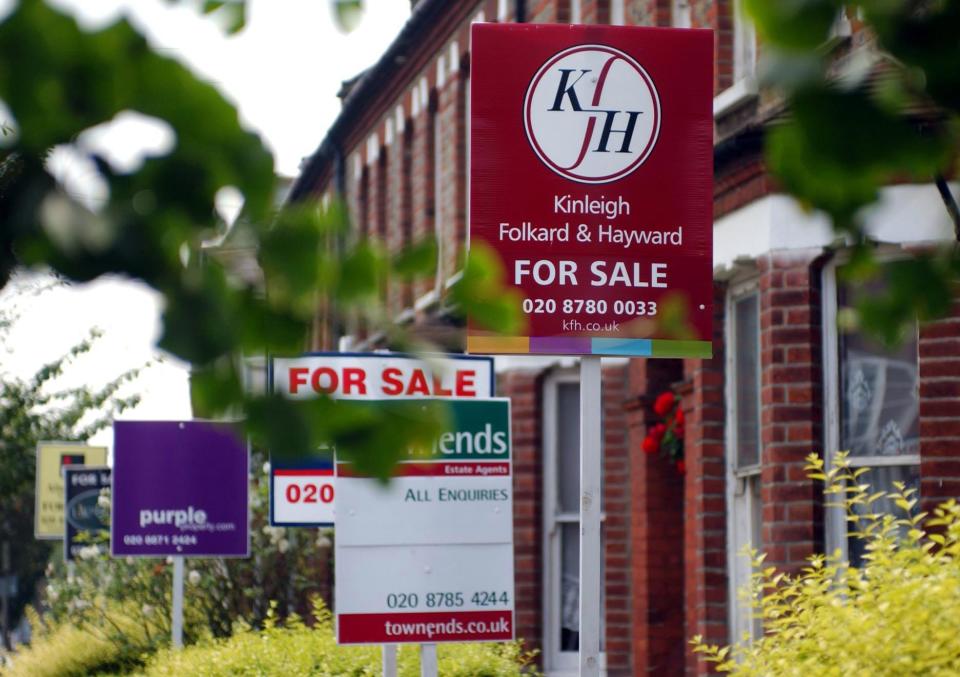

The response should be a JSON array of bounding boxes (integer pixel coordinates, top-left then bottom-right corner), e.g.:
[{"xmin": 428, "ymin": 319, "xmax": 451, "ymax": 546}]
[
  {"xmin": 692, "ymin": 452, "xmax": 960, "ymax": 675},
  {"xmin": 450, "ymin": 241, "xmax": 526, "ymax": 337},
  {"xmin": 744, "ymin": 0, "xmax": 960, "ymax": 344},
  {"xmin": 0, "ymin": 280, "xmax": 141, "ymax": 637},
  {"xmin": 0, "ymin": 1, "xmax": 518, "ymax": 481}
]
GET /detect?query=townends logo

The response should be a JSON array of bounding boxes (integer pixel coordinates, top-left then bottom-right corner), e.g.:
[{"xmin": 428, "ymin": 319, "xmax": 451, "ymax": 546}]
[{"xmin": 523, "ymin": 44, "xmax": 661, "ymax": 184}]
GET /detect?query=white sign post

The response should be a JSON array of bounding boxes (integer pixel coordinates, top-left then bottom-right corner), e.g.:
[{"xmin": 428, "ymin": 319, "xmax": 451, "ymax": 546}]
[
  {"xmin": 172, "ymin": 556, "xmax": 184, "ymax": 649},
  {"xmin": 579, "ymin": 357, "xmax": 602, "ymax": 674}
]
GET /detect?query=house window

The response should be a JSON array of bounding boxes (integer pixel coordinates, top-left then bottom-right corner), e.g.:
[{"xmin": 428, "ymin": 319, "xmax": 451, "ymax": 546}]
[
  {"xmin": 714, "ymin": 0, "xmax": 758, "ymax": 116},
  {"xmin": 542, "ymin": 371, "xmax": 605, "ymax": 673},
  {"xmin": 823, "ymin": 261, "xmax": 920, "ymax": 567},
  {"xmin": 726, "ymin": 281, "xmax": 762, "ymax": 643}
]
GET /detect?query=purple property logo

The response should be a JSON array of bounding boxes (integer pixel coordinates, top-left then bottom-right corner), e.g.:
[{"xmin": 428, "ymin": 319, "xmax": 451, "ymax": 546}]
[{"xmin": 111, "ymin": 421, "xmax": 249, "ymax": 558}]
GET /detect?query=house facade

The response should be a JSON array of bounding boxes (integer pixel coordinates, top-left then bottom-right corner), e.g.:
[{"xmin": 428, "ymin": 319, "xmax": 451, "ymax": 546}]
[{"xmin": 287, "ymin": 1, "xmax": 960, "ymax": 674}]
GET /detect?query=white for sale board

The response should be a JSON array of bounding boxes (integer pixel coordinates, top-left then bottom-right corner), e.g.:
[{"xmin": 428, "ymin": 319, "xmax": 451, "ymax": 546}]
[{"xmin": 269, "ymin": 353, "xmax": 494, "ymax": 526}]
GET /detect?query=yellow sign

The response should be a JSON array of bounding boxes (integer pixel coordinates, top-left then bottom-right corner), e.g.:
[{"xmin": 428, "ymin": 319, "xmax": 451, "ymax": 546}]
[{"xmin": 35, "ymin": 442, "xmax": 108, "ymax": 540}]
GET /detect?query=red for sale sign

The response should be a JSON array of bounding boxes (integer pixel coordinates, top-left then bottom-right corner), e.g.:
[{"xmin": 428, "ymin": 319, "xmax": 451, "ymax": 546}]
[{"xmin": 468, "ymin": 24, "xmax": 713, "ymax": 358}]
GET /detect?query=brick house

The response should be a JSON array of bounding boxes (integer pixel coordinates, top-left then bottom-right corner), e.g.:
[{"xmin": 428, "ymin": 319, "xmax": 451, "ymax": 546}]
[{"xmin": 286, "ymin": 1, "xmax": 960, "ymax": 674}]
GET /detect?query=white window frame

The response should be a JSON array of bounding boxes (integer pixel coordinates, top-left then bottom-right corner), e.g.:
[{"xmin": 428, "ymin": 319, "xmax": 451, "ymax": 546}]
[
  {"xmin": 671, "ymin": 0, "xmax": 691, "ymax": 28},
  {"xmin": 821, "ymin": 256, "xmax": 921, "ymax": 563},
  {"xmin": 724, "ymin": 277, "xmax": 763, "ymax": 644},
  {"xmin": 610, "ymin": 0, "xmax": 624, "ymax": 26},
  {"xmin": 542, "ymin": 369, "xmax": 607, "ymax": 675},
  {"xmin": 714, "ymin": 0, "xmax": 758, "ymax": 117}
]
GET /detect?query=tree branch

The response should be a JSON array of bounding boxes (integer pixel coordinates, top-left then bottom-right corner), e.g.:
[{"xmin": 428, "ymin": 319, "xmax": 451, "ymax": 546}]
[{"xmin": 934, "ymin": 174, "xmax": 960, "ymax": 241}]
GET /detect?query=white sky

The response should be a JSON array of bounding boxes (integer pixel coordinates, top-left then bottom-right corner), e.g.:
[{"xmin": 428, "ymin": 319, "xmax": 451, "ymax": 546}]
[{"xmin": 2, "ymin": 0, "xmax": 411, "ymax": 447}]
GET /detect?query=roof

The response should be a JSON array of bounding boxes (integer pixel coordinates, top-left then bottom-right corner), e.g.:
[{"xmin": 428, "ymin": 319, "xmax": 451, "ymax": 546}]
[{"xmin": 287, "ymin": 0, "xmax": 459, "ymax": 203}]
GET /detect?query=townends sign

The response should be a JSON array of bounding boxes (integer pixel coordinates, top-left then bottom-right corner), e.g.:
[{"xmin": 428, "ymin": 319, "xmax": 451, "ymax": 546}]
[
  {"xmin": 335, "ymin": 398, "xmax": 514, "ymax": 645},
  {"xmin": 469, "ymin": 23, "xmax": 713, "ymax": 358}
]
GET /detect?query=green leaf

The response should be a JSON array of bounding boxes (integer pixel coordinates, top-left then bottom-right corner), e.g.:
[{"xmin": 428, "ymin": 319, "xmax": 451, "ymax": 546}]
[
  {"xmin": 451, "ymin": 241, "xmax": 525, "ymax": 335},
  {"xmin": 744, "ymin": 0, "xmax": 841, "ymax": 51},
  {"xmin": 767, "ymin": 85, "xmax": 951, "ymax": 228},
  {"xmin": 335, "ymin": 241, "xmax": 384, "ymax": 301},
  {"xmin": 330, "ymin": 0, "xmax": 364, "ymax": 33},
  {"xmin": 329, "ymin": 399, "xmax": 449, "ymax": 481},
  {"xmin": 391, "ymin": 236, "xmax": 438, "ymax": 280},
  {"xmin": 863, "ymin": 0, "xmax": 960, "ymax": 114}
]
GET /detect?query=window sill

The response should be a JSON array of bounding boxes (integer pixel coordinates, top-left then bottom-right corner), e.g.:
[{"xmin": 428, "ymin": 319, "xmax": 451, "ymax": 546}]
[{"xmin": 713, "ymin": 77, "xmax": 758, "ymax": 118}]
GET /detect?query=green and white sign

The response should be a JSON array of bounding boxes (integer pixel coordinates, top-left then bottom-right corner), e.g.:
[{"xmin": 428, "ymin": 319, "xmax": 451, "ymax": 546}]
[{"xmin": 335, "ymin": 397, "xmax": 515, "ymax": 645}]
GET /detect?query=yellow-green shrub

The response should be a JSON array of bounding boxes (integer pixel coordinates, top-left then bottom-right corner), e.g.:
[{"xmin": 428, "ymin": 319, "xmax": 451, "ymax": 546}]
[
  {"xmin": 693, "ymin": 453, "xmax": 960, "ymax": 676},
  {"xmin": 140, "ymin": 600, "xmax": 539, "ymax": 677},
  {"xmin": 1, "ymin": 606, "xmax": 128, "ymax": 677}
]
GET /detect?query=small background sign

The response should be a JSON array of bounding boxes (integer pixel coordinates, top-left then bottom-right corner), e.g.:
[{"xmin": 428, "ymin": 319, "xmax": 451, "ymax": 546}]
[
  {"xmin": 269, "ymin": 353, "xmax": 494, "ymax": 527},
  {"xmin": 35, "ymin": 442, "xmax": 107, "ymax": 540},
  {"xmin": 111, "ymin": 421, "xmax": 249, "ymax": 557},
  {"xmin": 335, "ymin": 398, "xmax": 514, "ymax": 645},
  {"xmin": 469, "ymin": 23, "xmax": 713, "ymax": 358},
  {"xmin": 64, "ymin": 466, "xmax": 111, "ymax": 561}
]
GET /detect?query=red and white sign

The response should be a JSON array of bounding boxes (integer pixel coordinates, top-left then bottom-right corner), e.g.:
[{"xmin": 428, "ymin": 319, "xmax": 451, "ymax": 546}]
[
  {"xmin": 269, "ymin": 354, "xmax": 494, "ymax": 527},
  {"xmin": 273, "ymin": 354, "xmax": 493, "ymax": 400},
  {"xmin": 469, "ymin": 24, "xmax": 713, "ymax": 358}
]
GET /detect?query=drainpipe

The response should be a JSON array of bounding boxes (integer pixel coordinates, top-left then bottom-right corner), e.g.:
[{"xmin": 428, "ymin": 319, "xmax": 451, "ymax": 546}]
[{"xmin": 332, "ymin": 144, "xmax": 347, "ymax": 350}]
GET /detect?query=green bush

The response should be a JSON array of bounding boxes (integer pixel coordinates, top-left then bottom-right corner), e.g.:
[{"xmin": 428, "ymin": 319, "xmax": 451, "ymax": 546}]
[
  {"xmin": 140, "ymin": 600, "xmax": 539, "ymax": 677},
  {"xmin": 4, "ymin": 600, "xmax": 539, "ymax": 677},
  {"xmin": 1, "ymin": 606, "xmax": 142, "ymax": 677},
  {"xmin": 693, "ymin": 453, "xmax": 960, "ymax": 675}
]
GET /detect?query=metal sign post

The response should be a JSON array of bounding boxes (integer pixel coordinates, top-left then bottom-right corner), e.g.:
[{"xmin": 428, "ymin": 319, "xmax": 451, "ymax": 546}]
[
  {"xmin": 383, "ymin": 644, "xmax": 397, "ymax": 677},
  {"xmin": 171, "ymin": 556, "xmax": 184, "ymax": 649},
  {"xmin": 420, "ymin": 643, "xmax": 438, "ymax": 676},
  {"xmin": 579, "ymin": 357, "xmax": 602, "ymax": 676}
]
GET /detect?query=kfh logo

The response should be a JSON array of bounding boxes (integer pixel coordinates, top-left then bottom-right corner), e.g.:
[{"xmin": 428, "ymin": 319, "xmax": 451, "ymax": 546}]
[{"xmin": 524, "ymin": 44, "xmax": 660, "ymax": 184}]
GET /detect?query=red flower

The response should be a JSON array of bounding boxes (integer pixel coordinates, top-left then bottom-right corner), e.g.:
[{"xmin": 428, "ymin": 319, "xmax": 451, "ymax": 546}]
[
  {"xmin": 642, "ymin": 435, "xmax": 659, "ymax": 455},
  {"xmin": 651, "ymin": 423, "xmax": 666, "ymax": 441},
  {"xmin": 673, "ymin": 423, "xmax": 684, "ymax": 440},
  {"xmin": 675, "ymin": 407, "xmax": 685, "ymax": 425},
  {"xmin": 653, "ymin": 391, "xmax": 675, "ymax": 416},
  {"xmin": 676, "ymin": 459, "xmax": 686, "ymax": 475}
]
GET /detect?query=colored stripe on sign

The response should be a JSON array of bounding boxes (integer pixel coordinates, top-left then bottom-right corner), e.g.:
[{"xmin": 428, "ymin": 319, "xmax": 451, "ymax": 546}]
[
  {"xmin": 337, "ymin": 462, "xmax": 510, "ymax": 478},
  {"xmin": 530, "ymin": 336, "xmax": 591, "ymax": 354},
  {"xmin": 651, "ymin": 339, "xmax": 713, "ymax": 358},
  {"xmin": 466, "ymin": 335, "xmax": 711, "ymax": 358},
  {"xmin": 466, "ymin": 335, "xmax": 529, "ymax": 354},
  {"xmin": 338, "ymin": 610, "xmax": 513, "ymax": 644},
  {"xmin": 591, "ymin": 338, "xmax": 652, "ymax": 356}
]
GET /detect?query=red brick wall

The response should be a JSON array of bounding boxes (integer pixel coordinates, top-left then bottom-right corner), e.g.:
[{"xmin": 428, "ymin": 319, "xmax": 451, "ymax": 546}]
[
  {"xmin": 919, "ymin": 298, "xmax": 960, "ymax": 511},
  {"xmin": 627, "ymin": 358, "xmax": 686, "ymax": 675},
  {"xmin": 501, "ymin": 369, "xmax": 544, "ymax": 656},
  {"xmin": 435, "ymin": 52, "xmax": 464, "ymax": 283},
  {"xmin": 602, "ymin": 363, "xmax": 632, "ymax": 675},
  {"xmin": 714, "ymin": 155, "xmax": 772, "ymax": 219},
  {"xmin": 625, "ymin": 0, "xmax": 657, "ymax": 26},
  {"xmin": 758, "ymin": 254, "xmax": 824, "ymax": 571},
  {"xmin": 682, "ymin": 282, "xmax": 728, "ymax": 676}
]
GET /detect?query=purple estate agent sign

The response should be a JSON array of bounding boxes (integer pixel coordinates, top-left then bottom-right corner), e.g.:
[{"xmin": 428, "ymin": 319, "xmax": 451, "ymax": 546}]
[{"xmin": 111, "ymin": 421, "xmax": 249, "ymax": 557}]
